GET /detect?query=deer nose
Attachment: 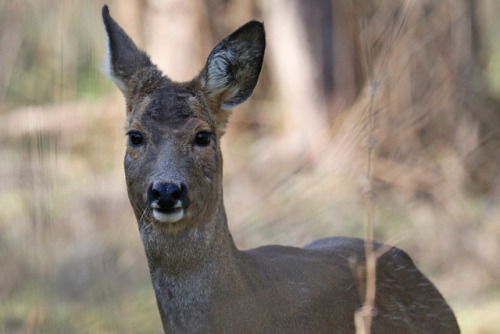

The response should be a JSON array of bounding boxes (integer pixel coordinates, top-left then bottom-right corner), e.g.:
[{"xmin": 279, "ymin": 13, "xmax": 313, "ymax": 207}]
[{"xmin": 148, "ymin": 183, "xmax": 189, "ymax": 210}]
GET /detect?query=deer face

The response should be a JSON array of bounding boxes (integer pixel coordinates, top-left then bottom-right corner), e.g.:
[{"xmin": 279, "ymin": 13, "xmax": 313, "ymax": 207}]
[
  {"xmin": 102, "ymin": 6, "xmax": 265, "ymax": 234},
  {"xmin": 123, "ymin": 85, "xmax": 224, "ymax": 233}
]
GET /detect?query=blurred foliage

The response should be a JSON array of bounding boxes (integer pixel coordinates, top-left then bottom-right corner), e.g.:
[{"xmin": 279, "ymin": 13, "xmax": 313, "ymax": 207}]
[
  {"xmin": 482, "ymin": 0, "xmax": 500, "ymax": 96},
  {"xmin": 0, "ymin": 1, "xmax": 112, "ymax": 111},
  {"xmin": 1, "ymin": 0, "xmax": 499, "ymax": 333}
]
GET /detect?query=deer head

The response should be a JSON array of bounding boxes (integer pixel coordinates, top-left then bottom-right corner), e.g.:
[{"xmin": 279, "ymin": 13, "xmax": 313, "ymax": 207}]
[{"xmin": 102, "ymin": 6, "xmax": 265, "ymax": 250}]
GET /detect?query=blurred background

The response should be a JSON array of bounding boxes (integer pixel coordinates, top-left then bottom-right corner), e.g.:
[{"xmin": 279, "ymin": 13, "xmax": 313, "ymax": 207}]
[{"xmin": 1, "ymin": 0, "xmax": 499, "ymax": 333}]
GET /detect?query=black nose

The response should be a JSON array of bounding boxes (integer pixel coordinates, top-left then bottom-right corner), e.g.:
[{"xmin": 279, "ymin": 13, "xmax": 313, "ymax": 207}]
[{"xmin": 148, "ymin": 183, "xmax": 189, "ymax": 210}]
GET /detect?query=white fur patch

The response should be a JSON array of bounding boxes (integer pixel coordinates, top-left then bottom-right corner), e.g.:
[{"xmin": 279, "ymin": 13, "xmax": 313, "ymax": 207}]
[
  {"xmin": 206, "ymin": 50, "xmax": 236, "ymax": 95},
  {"xmin": 102, "ymin": 34, "xmax": 127, "ymax": 94},
  {"xmin": 153, "ymin": 208, "xmax": 184, "ymax": 224},
  {"xmin": 151, "ymin": 200, "xmax": 184, "ymax": 223}
]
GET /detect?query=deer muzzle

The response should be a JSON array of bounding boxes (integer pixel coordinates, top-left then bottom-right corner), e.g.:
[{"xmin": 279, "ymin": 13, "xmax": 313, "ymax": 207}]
[{"xmin": 147, "ymin": 183, "xmax": 190, "ymax": 223}]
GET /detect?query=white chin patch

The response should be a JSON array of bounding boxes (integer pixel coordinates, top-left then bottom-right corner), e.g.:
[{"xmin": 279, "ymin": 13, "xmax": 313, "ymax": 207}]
[{"xmin": 153, "ymin": 208, "xmax": 184, "ymax": 223}]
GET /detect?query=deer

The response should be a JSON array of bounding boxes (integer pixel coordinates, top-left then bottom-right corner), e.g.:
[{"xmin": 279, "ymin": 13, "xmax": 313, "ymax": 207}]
[{"xmin": 102, "ymin": 5, "xmax": 460, "ymax": 334}]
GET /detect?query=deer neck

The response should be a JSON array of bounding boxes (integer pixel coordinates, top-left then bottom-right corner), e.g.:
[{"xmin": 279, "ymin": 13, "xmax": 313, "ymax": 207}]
[
  {"xmin": 141, "ymin": 197, "xmax": 235, "ymax": 258},
  {"xmin": 140, "ymin": 201, "xmax": 247, "ymax": 331}
]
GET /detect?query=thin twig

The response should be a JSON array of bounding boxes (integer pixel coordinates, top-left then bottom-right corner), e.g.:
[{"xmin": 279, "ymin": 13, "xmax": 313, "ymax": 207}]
[
  {"xmin": 355, "ymin": 2, "xmax": 378, "ymax": 333},
  {"xmin": 355, "ymin": 2, "xmax": 413, "ymax": 333},
  {"xmin": 139, "ymin": 206, "xmax": 153, "ymax": 232}
]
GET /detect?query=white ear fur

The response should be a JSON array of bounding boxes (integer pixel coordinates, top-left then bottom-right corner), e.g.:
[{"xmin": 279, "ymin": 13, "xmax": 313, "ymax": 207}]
[
  {"xmin": 103, "ymin": 35, "xmax": 127, "ymax": 94},
  {"xmin": 201, "ymin": 20, "xmax": 265, "ymax": 110},
  {"xmin": 102, "ymin": 5, "xmax": 161, "ymax": 97},
  {"xmin": 204, "ymin": 50, "xmax": 239, "ymax": 108}
]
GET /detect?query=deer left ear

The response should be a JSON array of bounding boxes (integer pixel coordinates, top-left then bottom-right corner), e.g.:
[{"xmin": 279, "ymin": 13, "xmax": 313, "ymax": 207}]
[
  {"xmin": 102, "ymin": 5, "xmax": 162, "ymax": 97},
  {"xmin": 200, "ymin": 20, "xmax": 265, "ymax": 110}
]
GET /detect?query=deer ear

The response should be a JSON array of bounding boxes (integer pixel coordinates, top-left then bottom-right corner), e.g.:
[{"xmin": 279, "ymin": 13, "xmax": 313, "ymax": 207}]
[
  {"xmin": 200, "ymin": 20, "xmax": 265, "ymax": 109},
  {"xmin": 102, "ymin": 5, "xmax": 161, "ymax": 95}
]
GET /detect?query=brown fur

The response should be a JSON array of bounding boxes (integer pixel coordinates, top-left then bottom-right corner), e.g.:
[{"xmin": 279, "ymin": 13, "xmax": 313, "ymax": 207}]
[{"xmin": 102, "ymin": 5, "xmax": 460, "ymax": 334}]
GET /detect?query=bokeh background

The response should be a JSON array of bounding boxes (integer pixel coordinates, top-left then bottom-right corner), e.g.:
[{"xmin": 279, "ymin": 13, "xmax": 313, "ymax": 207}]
[{"xmin": 1, "ymin": 0, "xmax": 499, "ymax": 333}]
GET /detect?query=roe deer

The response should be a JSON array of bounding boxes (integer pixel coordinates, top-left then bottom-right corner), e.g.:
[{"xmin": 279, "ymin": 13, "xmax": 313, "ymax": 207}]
[{"xmin": 102, "ymin": 5, "xmax": 460, "ymax": 334}]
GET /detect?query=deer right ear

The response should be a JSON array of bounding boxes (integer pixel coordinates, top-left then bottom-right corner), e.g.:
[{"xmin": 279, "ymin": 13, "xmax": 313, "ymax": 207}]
[
  {"xmin": 102, "ymin": 5, "xmax": 161, "ymax": 96},
  {"xmin": 200, "ymin": 20, "xmax": 265, "ymax": 110}
]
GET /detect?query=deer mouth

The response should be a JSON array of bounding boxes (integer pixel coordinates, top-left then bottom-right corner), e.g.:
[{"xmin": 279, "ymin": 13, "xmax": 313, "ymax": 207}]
[{"xmin": 152, "ymin": 207, "xmax": 184, "ymax": 223}]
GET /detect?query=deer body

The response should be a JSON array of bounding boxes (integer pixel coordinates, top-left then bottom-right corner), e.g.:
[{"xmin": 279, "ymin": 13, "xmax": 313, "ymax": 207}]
[{"xmin": 102, "ymin": 5, "xmax": 460, "ymax": 333}]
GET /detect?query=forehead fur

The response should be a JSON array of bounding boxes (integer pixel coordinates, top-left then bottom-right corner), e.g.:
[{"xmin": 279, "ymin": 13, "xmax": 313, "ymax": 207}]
[{"xmin": 127, "ymin": 84, "xmax": 218, "ymax": 131}]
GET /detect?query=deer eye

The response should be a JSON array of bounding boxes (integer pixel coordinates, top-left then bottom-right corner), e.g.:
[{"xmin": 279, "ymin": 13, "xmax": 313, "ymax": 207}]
[
  {"xmin": 195, "ymin": 131, "xmax": 212, "ymax": 146},
  {"xmin": 128, "ymin": 132, "xmax": 144, "ymax": 146}
]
